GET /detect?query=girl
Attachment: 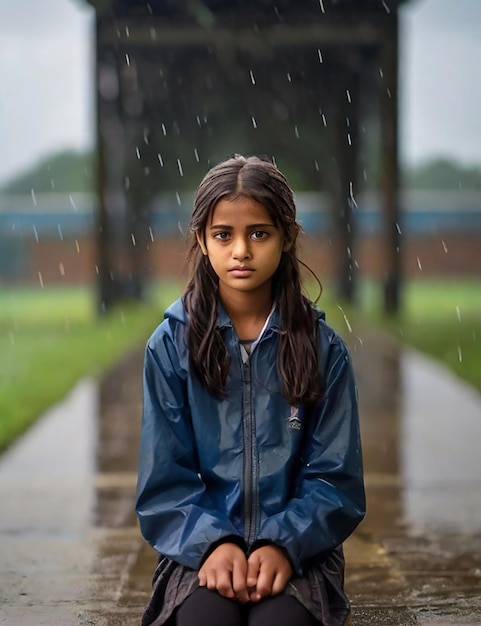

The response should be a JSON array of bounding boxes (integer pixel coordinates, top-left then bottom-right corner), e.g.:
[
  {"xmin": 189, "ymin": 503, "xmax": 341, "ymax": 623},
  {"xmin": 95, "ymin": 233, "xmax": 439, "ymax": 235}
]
[{"xmin": 136, "ymin": 155, "xmax": 365, "ymax": 626}]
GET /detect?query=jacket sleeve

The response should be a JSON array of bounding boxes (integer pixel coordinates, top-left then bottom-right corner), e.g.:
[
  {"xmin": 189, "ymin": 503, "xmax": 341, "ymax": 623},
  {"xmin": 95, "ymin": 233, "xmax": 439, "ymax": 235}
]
[
  {"xmin": 256, "ymin": 331, "xmax": 365, "ymax": 574},
  {"xmin": 135, "ymin": 327, "xmax": 242, "ymax": 570}
]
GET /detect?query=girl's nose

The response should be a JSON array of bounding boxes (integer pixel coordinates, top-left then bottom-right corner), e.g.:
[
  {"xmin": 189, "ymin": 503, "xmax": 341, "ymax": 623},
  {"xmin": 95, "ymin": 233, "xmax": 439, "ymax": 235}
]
[{"xmin": 232, "ymin": 237, "xmax": 250, "ymax": 260}]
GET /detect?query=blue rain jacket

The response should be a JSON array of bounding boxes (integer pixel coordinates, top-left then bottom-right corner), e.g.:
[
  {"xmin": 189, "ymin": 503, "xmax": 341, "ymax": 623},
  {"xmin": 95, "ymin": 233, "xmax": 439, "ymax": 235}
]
[{"xmin": 136, "ymin": 298, "xmax": 365, "ymax": 575}]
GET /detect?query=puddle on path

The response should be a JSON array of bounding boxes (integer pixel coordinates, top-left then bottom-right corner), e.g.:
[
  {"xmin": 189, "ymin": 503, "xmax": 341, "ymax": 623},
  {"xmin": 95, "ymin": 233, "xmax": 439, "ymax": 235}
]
[{"xmin": 1, "ymin": 342, "xmax": 481, "ymax": 624}]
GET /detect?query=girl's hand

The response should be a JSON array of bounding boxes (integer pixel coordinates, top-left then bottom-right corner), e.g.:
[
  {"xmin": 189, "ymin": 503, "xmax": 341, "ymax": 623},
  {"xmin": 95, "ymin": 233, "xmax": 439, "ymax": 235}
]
[
  {"xmin": 198, "ymin": 543, "xmax": 249, "ymax": 603},
  {"xmin": 246, "ymin": 544, "xmax": 293, "ymax": 602}
]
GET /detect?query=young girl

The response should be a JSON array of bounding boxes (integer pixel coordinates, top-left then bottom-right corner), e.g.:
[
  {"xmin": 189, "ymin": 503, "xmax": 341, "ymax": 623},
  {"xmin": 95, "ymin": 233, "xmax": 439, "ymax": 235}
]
[{"xmin": 136, "ymin": 155, "xmax": 365, "ymax": 626}]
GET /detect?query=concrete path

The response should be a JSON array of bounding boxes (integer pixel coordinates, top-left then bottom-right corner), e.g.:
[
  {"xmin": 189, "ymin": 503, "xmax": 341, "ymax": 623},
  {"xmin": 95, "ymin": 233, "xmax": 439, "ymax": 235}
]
[{"xmin": 1, "ymin": 334, "xmax": 481, "ymax": 625}]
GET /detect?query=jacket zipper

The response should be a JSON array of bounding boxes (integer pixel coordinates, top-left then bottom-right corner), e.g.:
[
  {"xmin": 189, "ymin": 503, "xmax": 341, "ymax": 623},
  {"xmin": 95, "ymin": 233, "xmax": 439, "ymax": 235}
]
[{"xmin": 241, "ymin": 357, "xmax": 259, "ymax": 546}]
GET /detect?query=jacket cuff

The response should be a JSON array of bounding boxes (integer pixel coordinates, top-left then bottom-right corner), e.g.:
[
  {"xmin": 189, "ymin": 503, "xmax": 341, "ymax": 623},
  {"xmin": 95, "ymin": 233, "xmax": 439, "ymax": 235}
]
[{"xmin": 200, "ymin": 535, "xmax": 247, "ymax": 566}]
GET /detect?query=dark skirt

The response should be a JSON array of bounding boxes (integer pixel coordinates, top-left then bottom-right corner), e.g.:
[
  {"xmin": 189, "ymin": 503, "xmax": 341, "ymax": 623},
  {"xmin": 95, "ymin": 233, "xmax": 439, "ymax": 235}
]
[{"xmin": 141, "ymin": 545, "xmax": 351, "ymax": 626}]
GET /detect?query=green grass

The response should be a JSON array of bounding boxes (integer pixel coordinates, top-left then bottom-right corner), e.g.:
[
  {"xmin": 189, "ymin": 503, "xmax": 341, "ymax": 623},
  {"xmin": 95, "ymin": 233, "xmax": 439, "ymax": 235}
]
[
  {"xmin": 348, "ymin": 278, "xmax": 481, "ymax": 393},
  {"xmin": 1, "ymin": 279, "xmax": 480, "ymax": 453},
  {"xmin": 391, "ymin": 279, "xmax": 481, "ymax": 392},
  {"xmin": 0, "ymin": 284, "xmax": 180, "ymax": 452}
]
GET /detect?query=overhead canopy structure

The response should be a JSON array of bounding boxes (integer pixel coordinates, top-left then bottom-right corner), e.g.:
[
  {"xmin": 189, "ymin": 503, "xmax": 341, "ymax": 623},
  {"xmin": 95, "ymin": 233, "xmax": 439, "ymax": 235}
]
[{"xmin": 84, "ymin": 0, "xmax": 411, "ymax": 312}]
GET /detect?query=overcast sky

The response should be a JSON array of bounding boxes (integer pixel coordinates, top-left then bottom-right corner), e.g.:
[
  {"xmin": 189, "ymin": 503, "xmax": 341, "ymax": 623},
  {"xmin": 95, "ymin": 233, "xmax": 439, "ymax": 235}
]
[{"xmin": 0, "ymin": 0, "xmax": 480, "ymax": 185}]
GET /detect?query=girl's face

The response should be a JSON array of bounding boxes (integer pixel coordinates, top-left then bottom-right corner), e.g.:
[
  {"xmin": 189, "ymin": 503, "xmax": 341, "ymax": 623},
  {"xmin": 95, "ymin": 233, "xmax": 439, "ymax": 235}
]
[{"xmin": 197, "ymin": 196, "xmax": 289, "ymax": 302}]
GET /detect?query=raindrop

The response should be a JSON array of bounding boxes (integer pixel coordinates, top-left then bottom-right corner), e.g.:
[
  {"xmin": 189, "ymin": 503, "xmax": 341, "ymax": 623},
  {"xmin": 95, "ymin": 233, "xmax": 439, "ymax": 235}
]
[
  {"xmin": 194, "ymin": 148, "xmax": 200, "ymax": 162},
  {"xmin": 32, "ymin": 224, "xmax": 39, "ymax": 243},
  {"xmin": 149, "ymin": 226, "xmax": 154, "ymax": 242},
  {"xmin": 157, "ymin": 154, "xmax": 164, "ymax": 166},
  {"xmin": 416, "ymin": 256, "xmax": 422, "ymax": 270},
  {"xmin": 379, "ymin": 67, "xmax": 384, "ymax": 78},
  {"xmin": 125, "ymin": 26, "xmax": 130, "ymax": 37},
  {"xmin": 146, "ymin": 2, "xmax": 153, "ymax": 14},
  {"xmin": 131, "ymin": 233, "xmax": 136, "ymax": 246},
  {"xmin": 176, "ymin": 192, "xmax": 181, "ymax": 206},
  {"xmin": 75, "ymin": 239, "xmax": 80, "ymax": 253},
  {"xmin": 57, "ymin": 224, "xmax": 64, "ymax": 241},
  {"xmin": 363, "ymin": 169, "xmax": 368, "ymax": 181},
  {"xmin": 395, "ymin": 222, "xmax": 402, "ymax": 234},
  {"xmin": 51, "ymin": 178, "xmax": 55, "ymax": 190},
  {"xmin": 196, "ymin": 115, "xmax": 202, "ymax": 127},
  {"xmin": 31, "ymin": 189, "xmax": 37, "ymax": 206},
  {"xmin": 161, "ymin": 123, "xmax": 167, "ymax": 136},
  {"xmin": 317, "ymin": 48, "xmax": 323, "ymax": 63},
  {"xmin": 59, "ymin": 262, "xmax": 65, "ymax": 276},
  {"xmin": 456, "ymin": 305, "xmax": 462, "ymax": 322},
  {"xmin": 382, "ymin": 0, "xmax": 391, "ymax": 13},
  {"xmin": 314, "ymin": 160, "xmax": 319, "ymax": 172},
  {"xmin": 319, "ymin": 0, "xmax": 325, "ymax": 12},
  {"xmin": 95, "ymin": 265, "xmax": 99, "ymax": 275},
  {"xmin": 251, "ymin": 117, "xmax": 258, "ymax": 129},
  {"xmin": 347, "ymin": 133, "xmax": 352, "ymax": 146},
  {"xmin": 346, "ymin": 89, "xmax": 351, "ymax": 103},
  {"xmin": 321, "ymin": 113, "xmax": 327, "ymax": 127},
  {"xmin": 337, "ymin": 304, "xmax": 353, "ymax": 333},
  {"xmin": 349, "ymin": 182, "xmax": 358, "ymax": 208},
  {"xmin": 125, "ymin": 53, "xmax": 130, "ymax": 66},
  {"xmin": 69, "ymin": 194, "xmax": 78, "ymax": 211},
  {"xmin": 150, "ymin": 27, "xmax": 157, "ymax": 41},
  {"xmin": 136, "ymin": 146, "xmax": 141, "ymax": 159},
  {"xmin": 457, "ymin": 346, "xmax": 463, "ymax": 363},
  {"xmin": 144, "ymin": 166, "xmax": 150, "ymax": 176},
  {"xmin": 38, "ymin": 271, "xmax": 44, "ymax": 288},
  {"xmin": 286, "ymin": 73, "xmax": 292, "ymax": 82},
  {"xmin": 294, "ymin": 125, "xmax": 300, "ymax": 138},
  {"xmin": 249, "ymin": 70, "xmax": 256, "ymax": 85},
  {"xmin": 177, "ymin": 158, "xmax": 184, "ymax": 176},
  {"xmin": 441, "ymin": 239, "xmax": 448, "ymax": 253},
  {"xmin": 386, "ymin": 88, "xmax": 392, "ymax": 99},
  {"xmin": 143, "ymin": 129, "xmax": 150, "ymax": 145}
]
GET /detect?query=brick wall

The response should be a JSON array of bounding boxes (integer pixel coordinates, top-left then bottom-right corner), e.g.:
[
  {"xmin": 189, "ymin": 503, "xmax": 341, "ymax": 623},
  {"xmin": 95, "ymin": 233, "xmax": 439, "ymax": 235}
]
[{"xmin": 10, "ymin": 230, "xmax": 480, "ymax": 288}]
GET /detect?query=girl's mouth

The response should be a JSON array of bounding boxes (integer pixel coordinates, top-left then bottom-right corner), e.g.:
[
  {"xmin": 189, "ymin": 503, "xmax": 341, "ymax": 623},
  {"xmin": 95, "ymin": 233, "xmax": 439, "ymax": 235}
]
[{"xmin": 229, "ymin": 267, "xmax": 254, "ymax": 277}]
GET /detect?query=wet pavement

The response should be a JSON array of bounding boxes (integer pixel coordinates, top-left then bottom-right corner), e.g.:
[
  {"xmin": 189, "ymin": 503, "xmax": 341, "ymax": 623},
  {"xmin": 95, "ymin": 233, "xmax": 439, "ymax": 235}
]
[{"xmin": 1, "ymin": 334, "xmax": 481, "ymax": 625}]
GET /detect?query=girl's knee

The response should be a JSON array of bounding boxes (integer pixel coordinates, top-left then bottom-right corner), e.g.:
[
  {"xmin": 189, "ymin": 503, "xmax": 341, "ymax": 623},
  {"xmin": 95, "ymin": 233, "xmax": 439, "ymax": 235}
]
[
  {"xmin": 175, "ymin": 587, "xmax": 244, "ymax": 626},
  {"xmin": 248, "ymin": 594, "xmax": 318, "ymax": 626}
]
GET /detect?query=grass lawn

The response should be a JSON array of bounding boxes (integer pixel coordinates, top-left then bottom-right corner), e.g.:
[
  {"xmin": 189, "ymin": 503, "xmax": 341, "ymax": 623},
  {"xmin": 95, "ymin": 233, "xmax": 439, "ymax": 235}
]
[
  {"xmin": 395, "ymin": 279, "xmax": 480, "ymax": 392},
  {"xmin": 0, "ymin": 284, "xmax": 179, "ymax": 453},
  {"xmin": 1, "ymin": 279, "xmax": 480, "ymax": 453},
  {"xmin": 354, "ymin": 278, "xmax": 481, "ymax": 393}
]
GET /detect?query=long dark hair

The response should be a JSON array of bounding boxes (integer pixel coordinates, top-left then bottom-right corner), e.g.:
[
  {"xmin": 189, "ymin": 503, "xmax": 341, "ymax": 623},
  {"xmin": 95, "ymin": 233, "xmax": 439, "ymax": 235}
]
[{"xmin": 184, "ymin": 155, "xmax": 323, "ymax": 406}]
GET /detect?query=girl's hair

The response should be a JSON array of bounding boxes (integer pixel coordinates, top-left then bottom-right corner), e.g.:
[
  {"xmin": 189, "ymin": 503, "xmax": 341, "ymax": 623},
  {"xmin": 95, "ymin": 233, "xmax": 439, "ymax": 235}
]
[{"xmin": 183, "ymin": 154, "xmax": 323, "ymax": 406}]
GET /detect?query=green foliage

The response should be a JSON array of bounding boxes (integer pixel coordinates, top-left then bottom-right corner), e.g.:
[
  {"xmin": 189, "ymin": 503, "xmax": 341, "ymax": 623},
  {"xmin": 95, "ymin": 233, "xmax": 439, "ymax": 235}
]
[
  {"xmin": 403, "ymin": 158, "xmax": 481, "ymax": 190},
  {"xmin": 0, "ymin": 285, "xmax": 179, "ymax": 453},
  {"xmin": 1, "ymin": 150, "xmax": 95, "ymax": 193}
]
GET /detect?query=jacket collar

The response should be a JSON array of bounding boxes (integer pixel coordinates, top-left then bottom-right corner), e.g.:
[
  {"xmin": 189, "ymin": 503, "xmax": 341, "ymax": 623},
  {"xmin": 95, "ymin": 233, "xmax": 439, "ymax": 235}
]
[{"xmin": 216, "ymin": 299, "xmax": 282, "ymax": 335}]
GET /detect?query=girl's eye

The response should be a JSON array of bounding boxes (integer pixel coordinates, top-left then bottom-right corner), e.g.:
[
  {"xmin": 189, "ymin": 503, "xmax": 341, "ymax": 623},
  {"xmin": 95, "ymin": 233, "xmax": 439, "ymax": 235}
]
[
  {"xmin": 251, "ymin": 231, "xmax": 268, "ymax": 240},
  {"xmin": 213, "ymin": 232, "xmax": 230, "ymax": 240}
]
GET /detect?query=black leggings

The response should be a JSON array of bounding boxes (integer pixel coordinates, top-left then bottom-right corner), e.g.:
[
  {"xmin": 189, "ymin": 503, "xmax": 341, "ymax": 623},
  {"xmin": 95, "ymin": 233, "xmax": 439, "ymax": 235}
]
[{"xmin": 175, "ymin": 587, "xmax": 319, "ymax": 626}]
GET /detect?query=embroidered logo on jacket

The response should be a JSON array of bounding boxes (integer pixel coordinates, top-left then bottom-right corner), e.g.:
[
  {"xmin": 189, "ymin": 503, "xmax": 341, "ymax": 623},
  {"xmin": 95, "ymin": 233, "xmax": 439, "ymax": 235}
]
[{"xmin": 288, "ymin": 406, "xmax": 301, "ymax": 431}]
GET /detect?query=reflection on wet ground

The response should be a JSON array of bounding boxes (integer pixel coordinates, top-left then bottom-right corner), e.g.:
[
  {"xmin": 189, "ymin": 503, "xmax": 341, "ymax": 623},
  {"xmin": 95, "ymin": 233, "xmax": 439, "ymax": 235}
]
[{"xmin": 0, "ymin": 338, "xmax": 480, "ymax": 625}]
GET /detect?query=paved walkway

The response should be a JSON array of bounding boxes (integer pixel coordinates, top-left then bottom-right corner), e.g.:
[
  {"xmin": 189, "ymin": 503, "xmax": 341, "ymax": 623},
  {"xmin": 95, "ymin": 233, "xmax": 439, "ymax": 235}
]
[{"xmin": 1, "ymin": 333, "xmax": 481, "ymax": 625}]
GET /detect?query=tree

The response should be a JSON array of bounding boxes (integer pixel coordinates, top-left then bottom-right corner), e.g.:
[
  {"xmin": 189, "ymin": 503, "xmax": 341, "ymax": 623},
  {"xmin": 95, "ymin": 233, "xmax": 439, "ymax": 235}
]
[{"xmin": 1, "ymin": 150, "xmax": 95, "ymax": 193}]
